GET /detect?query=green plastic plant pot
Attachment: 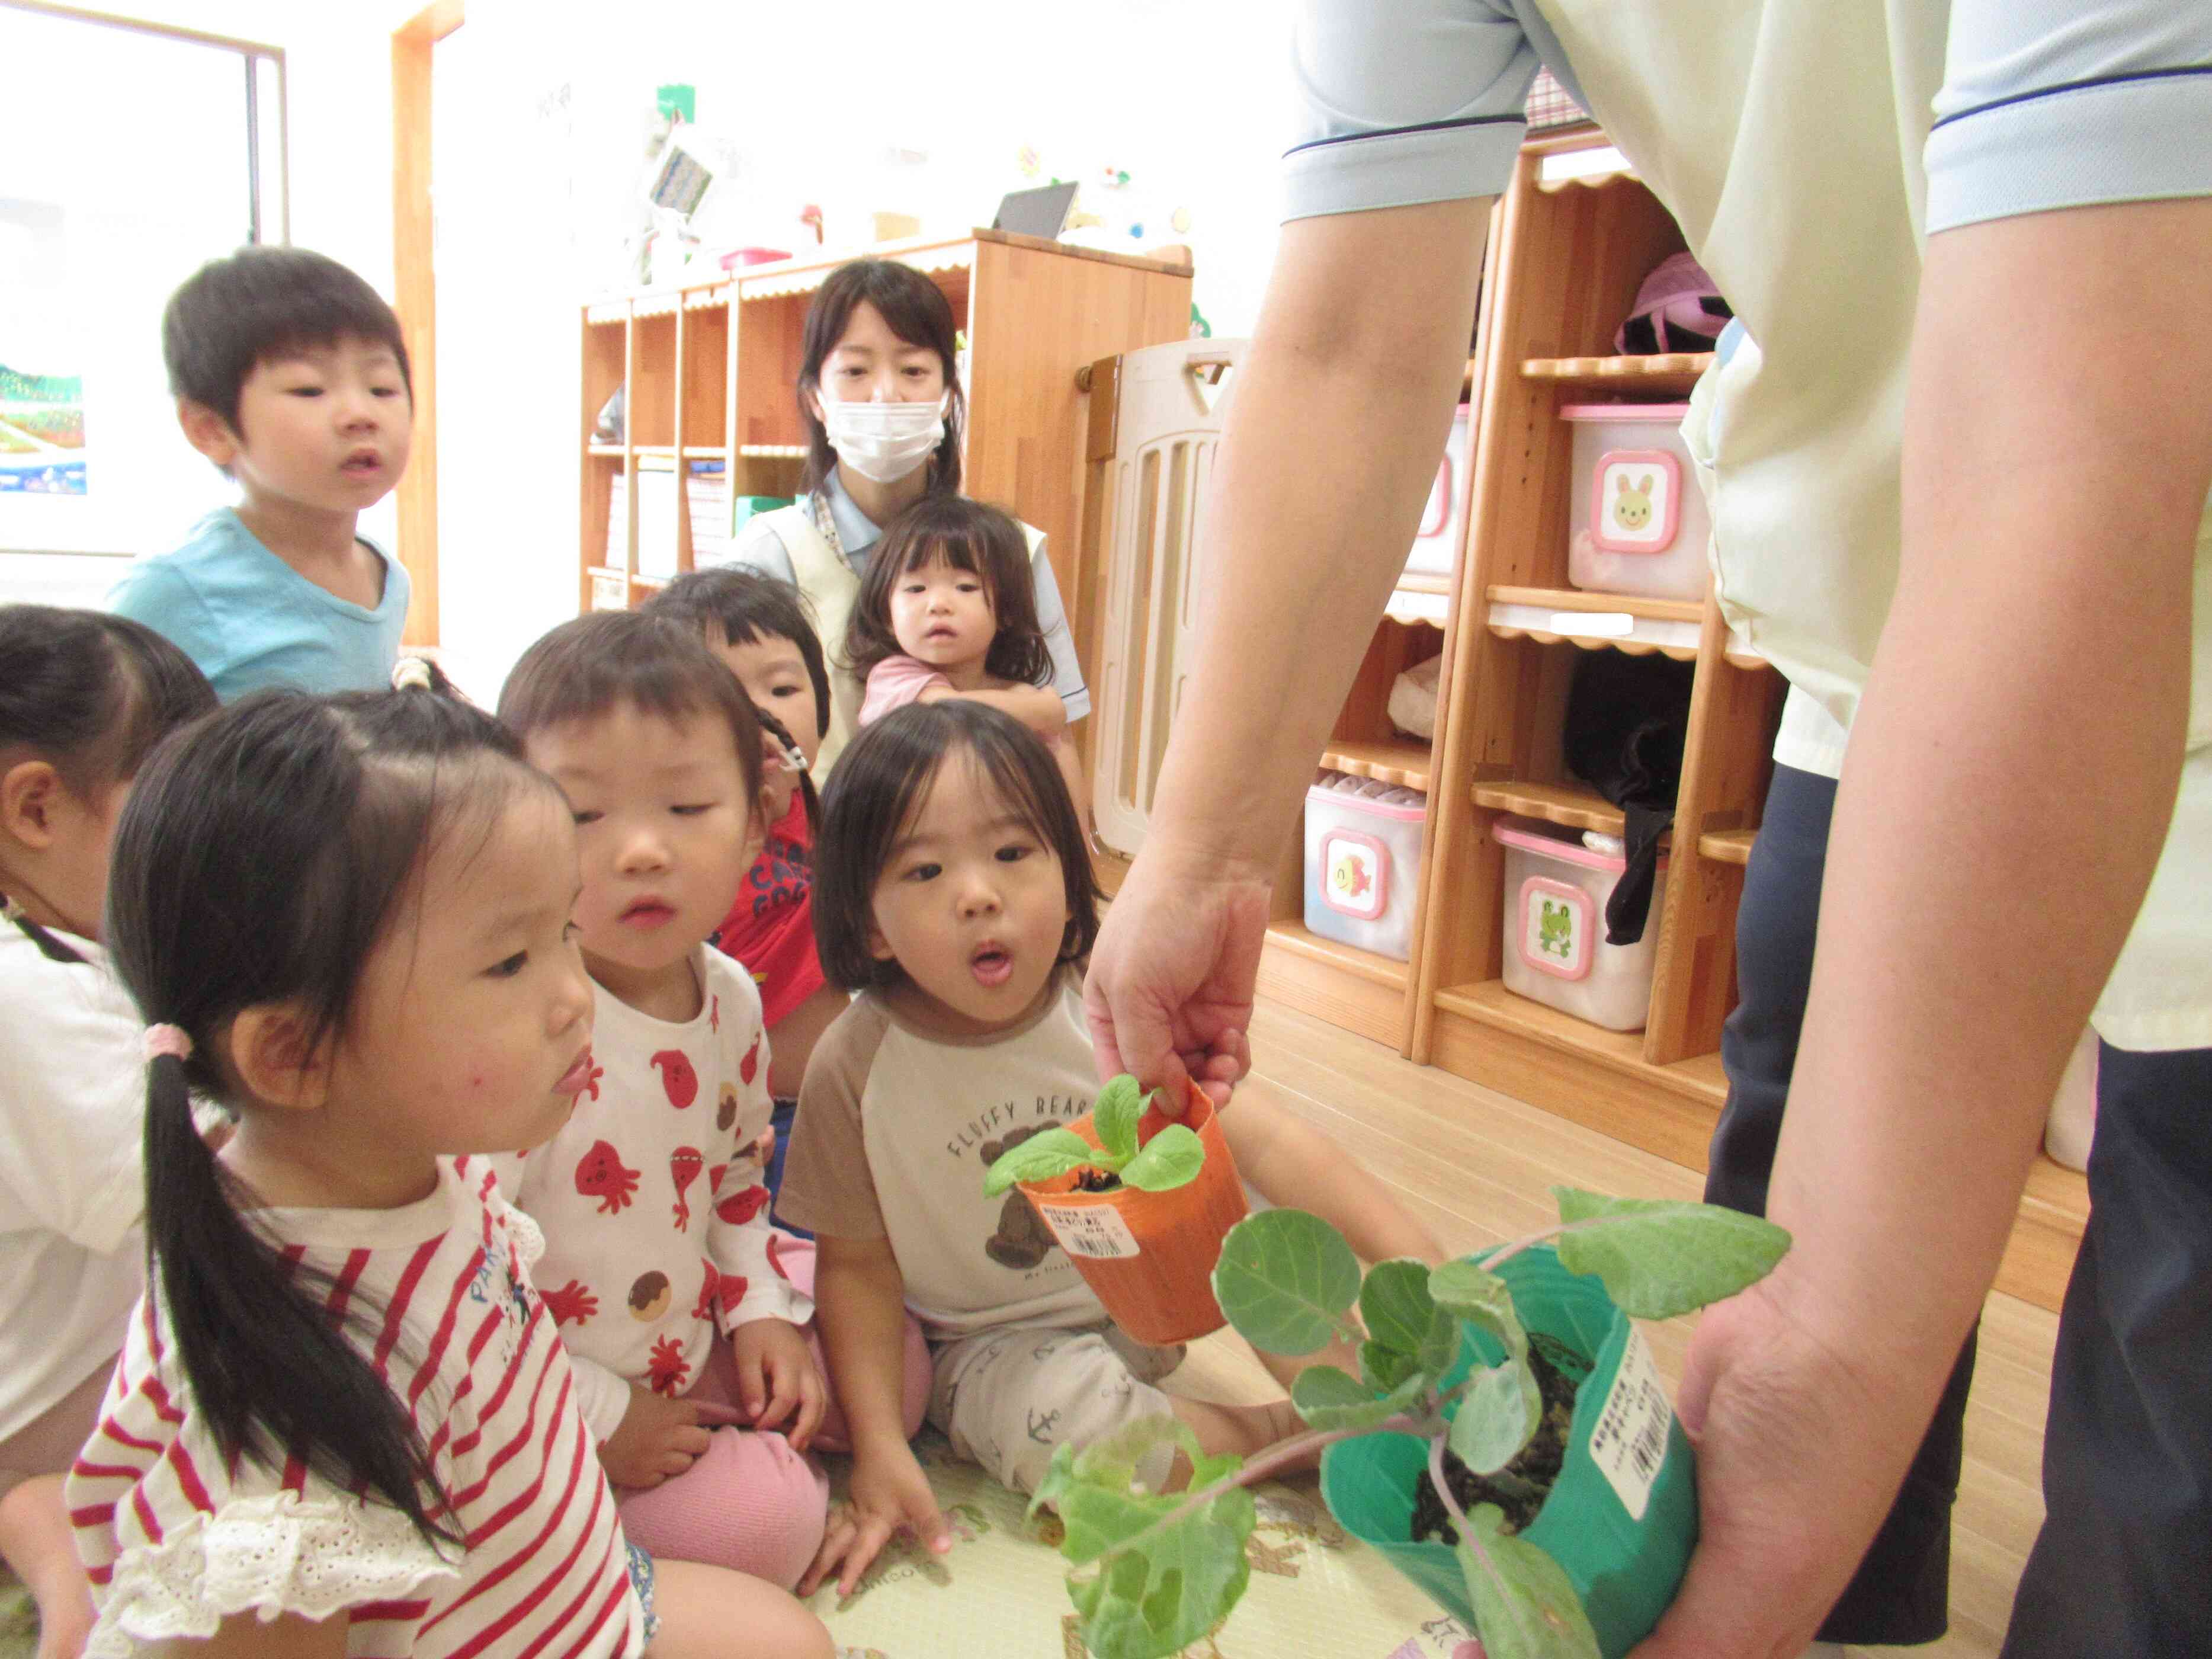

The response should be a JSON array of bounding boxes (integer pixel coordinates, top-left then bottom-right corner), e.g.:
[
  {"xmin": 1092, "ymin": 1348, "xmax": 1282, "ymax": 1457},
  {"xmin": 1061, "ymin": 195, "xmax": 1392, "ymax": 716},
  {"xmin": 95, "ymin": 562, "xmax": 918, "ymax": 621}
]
[{"xmin": 1319, "ymin": 1244, "xmax": 1696, "ymax": 1659}]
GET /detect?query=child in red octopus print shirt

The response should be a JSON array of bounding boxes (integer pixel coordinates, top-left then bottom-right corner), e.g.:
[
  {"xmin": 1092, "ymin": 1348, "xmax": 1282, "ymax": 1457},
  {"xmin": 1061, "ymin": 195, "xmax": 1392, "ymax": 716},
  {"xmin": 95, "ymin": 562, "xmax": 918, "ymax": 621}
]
[{"xmin": 497, "ymin": 612, "xmax": 835, "ymax": 1594}]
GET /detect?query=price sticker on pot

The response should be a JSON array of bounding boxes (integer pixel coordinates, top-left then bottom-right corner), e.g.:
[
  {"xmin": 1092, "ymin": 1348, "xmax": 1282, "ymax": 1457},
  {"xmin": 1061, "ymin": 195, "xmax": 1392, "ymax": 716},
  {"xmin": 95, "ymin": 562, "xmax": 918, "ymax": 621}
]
[
  {"xmin": 1586, "ymin": 1326, "xmax": 1671, "ymax": 1522},
  {"xmin": 1034, "ymin": 1200, "xmax": 1142, "ymax": 1260}
]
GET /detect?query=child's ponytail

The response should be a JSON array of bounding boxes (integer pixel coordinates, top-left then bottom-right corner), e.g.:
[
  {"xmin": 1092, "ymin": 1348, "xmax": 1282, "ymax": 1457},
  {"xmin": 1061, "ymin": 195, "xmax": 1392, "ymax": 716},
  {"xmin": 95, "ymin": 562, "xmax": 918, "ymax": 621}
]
[
  {"xmin": 108, "ymin": 686, "xmax": 542, "ymax": 1549},
  {"xmin": 754, "ymin": 704, "xmax": 822, "ymax": 834}
]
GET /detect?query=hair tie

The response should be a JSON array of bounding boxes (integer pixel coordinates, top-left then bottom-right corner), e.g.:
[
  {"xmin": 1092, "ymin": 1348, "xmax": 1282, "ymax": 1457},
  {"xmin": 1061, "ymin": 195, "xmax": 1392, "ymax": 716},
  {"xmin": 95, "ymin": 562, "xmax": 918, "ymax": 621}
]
[
  {"xmin": 774, "ymin": 735, "xmax": 809, "ymax": 775},
  {"xmin": 392, "ymin": 657, "xmax": 435, "ymax": 692},
  {"xmin": 145, "ymin": 1024, "xmax": 194, "ymax": 1064}
]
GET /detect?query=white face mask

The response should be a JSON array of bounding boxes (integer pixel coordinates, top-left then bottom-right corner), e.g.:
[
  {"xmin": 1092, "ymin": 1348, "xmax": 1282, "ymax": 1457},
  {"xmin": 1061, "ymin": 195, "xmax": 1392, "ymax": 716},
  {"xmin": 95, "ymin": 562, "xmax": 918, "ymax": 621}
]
[{"xmin": 816, "ymin": 392, "xmax": 947, "ymax": 484}]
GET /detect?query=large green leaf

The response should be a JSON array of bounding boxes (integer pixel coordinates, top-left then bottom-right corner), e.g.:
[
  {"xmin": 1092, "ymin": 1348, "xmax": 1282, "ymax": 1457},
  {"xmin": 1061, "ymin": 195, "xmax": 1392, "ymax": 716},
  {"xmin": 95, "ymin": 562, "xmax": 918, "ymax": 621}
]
[
  {"xmin": 1038, "ymin": 1417, "xmax": 1256, "ymax": 1659},
  {"xmin": 1093, "ymin": 1075, "xmax": 1148, "ymax": 1164},
  {"xmin": 1359, "ymin": 1258, "xmax": 1459, "ymax": 1379},
  {"xmin": 1447, "ymin": 1357, "xmax": 1542, "ymax": 1476},
  {"xmin": 1289, "ymin": 1363, "xmax": 1429, "ymax": 1431},
  {"xmin": 1211, "ymin": 1209, "xmax": 1361, "ymax": 1356},
  {"xmin": 1550, "ymin": 1187, "xmax": 1792, "ymax": 1319},
  {"xmin": 1457, "ymin": 1506, "xmax": 1602, "ymax": 1659},
  {"xmin": 1120, "ymin": 1123, "xmax": 1205, "ymax": 1192},
  {"xmin": 982, "ymin": 1128, "xmax": 1102, "ymax": 1196}
]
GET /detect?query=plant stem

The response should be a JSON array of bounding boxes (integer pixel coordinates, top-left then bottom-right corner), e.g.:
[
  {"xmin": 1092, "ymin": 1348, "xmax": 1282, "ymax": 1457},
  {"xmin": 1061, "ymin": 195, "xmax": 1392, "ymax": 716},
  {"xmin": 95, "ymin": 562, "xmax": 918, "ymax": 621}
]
[
  {"xmin": 1081, "ymin": 1414, "xmax": 1432, "ymax": 1574},
  {"xmin": 1426, "ymin": 1434, "xmax": 1476, "ymax": 1540},
  {"xmin": 1480, "ymin": 1215, "xmax": 1610, "ymax": 1274}
]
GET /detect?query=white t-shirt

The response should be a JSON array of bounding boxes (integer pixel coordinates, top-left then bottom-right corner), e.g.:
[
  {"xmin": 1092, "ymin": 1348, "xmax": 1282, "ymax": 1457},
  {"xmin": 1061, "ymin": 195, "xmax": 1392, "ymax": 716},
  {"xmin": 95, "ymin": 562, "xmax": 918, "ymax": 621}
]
[
  {"xmin": 777, "ymin": 970, "xmax": 1107, "ymax": 1341},
  {"xmin": 1283, "ymin": 1, "xmax": 2212, "ymax": 1049},
  {"xmin": 0, "ymin": 920, "xmax": 147, "ymax": 1443},
  {"xmin": 70, "ymin": 1159, "xmax": 646, "ymax": 1658},
  {"xmin": 501, "ymin": 949, "xmax": 811, "ymax": 1442}
]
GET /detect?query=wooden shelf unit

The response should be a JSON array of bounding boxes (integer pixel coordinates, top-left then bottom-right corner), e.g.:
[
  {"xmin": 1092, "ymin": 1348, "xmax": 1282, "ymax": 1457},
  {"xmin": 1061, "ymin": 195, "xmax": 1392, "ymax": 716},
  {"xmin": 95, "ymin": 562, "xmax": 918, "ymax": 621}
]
[
  {"xmin": 579, "ymin": 228, "xmax": 1192, "ymax": 620},
  {"xmin": 1409, "ymin": 130, "xmax": 1787, "ymax": 1130}
]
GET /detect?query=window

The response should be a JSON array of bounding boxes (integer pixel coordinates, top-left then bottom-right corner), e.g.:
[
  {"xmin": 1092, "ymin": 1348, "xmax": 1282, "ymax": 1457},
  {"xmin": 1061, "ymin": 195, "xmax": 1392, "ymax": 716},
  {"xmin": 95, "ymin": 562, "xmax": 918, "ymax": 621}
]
[{"xmin": 0, "ymin": 1, "xmax": 286, "ymax": 588}]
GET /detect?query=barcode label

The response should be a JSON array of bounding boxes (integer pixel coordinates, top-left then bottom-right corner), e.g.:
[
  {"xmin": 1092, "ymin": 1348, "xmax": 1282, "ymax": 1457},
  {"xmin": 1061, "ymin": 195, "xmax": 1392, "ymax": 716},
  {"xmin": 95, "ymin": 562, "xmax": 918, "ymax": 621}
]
[
  {"xmin": 1034, "ymin": 1201, "xmax": 1142, "ymax": 1260},
  {"xmin": 1585, "ymin": 1327, "xmax": 1670, "ymax": 1521}
]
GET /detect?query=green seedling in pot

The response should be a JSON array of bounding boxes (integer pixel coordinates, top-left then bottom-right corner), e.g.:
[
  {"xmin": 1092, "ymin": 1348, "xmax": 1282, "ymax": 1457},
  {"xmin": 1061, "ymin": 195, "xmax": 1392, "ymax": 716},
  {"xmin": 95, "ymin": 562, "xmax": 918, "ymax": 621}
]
[
  {"xmin": 982, "ymin": 1074, "xmax": 1205, "ymax": 1197},
  {"xmin": 1026, "ymin": 1187, "xmax": 1792, "ymax": 1659}
]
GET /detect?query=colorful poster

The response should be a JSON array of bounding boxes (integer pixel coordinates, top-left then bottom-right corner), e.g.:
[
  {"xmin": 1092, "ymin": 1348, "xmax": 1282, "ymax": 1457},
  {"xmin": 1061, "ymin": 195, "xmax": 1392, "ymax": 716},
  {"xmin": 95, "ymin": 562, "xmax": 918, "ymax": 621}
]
[{"xmin": 0, "ymin": 200, "xmax": 86, "ymax": 497}]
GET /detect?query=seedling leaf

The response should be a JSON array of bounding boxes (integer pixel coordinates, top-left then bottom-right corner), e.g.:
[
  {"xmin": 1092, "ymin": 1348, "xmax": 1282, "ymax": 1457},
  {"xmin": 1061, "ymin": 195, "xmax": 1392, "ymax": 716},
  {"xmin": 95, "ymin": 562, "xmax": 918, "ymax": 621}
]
[
  {"xmin": 1448, "ymin": 1357, "xmax": 1542, "ymax": 1475},
  {"xmin": 1043, "ymin": 1415, "xmax": 1256, "ymax": 1659},
  {"xmin": 1426, "ymin": 1259, "xmax": 1530, "ymax": 1366},
  {"xmin": 1551, "ymin": 1187, "xmax": 1792, "ymax": 1319},
  {"xmin": 983, "ymin": 1128, "xmax": 1104, "ymax": 1197},
  {"xmin": 1289, "ymin": 1363, "xmax": 1428, "ymax": 1431},
  {"xmin": 1094, "ymin": 1076, "xmax": 1148, "ymax": 1164},
  {"xmin": 1456, "ymin": 1505, "xmax": 1602, "ymax": 1659},
  {"xmin": 1361, "ymin": 1258, "xmax": 1459, "ymax": 1381},
  {"xmin": 1121, "ymin": 1123, "xmax": 1205, "ymax": 1192},
  {"xmin": 1211, "ymin": 1209, "xmax": 1361, "ymax": 1356},
  {"xmin": 1361, "ymin": 1337, "xmax": 1416, "ymax": 1394}
]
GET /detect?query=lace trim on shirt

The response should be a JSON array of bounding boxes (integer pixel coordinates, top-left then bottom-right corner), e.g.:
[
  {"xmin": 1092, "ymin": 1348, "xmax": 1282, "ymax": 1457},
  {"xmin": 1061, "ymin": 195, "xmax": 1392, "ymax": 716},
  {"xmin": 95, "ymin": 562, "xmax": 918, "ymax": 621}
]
[{"xmin": 86, "ymin": 1490, "xmax": 459, "ymax": 1655}]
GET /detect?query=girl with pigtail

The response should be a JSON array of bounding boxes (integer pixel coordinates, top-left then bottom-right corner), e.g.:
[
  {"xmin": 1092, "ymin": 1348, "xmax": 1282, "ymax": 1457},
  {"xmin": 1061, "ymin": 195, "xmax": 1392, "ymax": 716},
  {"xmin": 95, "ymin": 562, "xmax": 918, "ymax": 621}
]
[{"xmin": 70, "ymin": 669, "xmax": 831, "ymax": 1659}]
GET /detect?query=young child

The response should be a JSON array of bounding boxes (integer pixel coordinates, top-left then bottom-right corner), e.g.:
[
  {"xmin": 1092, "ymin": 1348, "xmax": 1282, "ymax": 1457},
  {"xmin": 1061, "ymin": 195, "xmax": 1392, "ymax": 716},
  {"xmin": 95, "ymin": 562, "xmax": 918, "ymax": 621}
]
[
  {"xmin": 0, "ymin": 606, "xmax": 213, "ymax": 1659},
  {"xmin": 643, "ymin": 570, "xmax": 847, "ymax": 1117},
  {"xmin": 495, "ymin": 612, "xmax": 838, "ymax": 1593},
  {"xmin": 847, "ymin": 494, "xmax": 1089, "ymax": 822},
  {"xmin": 781, "ymin": 702, "xmax": 1438, "ymax": 1597},
  {"xmin": 72, "ymin": 681, "xmax": 831, "ymax": 1657},
  {"xmin": 110, "ymin": 246, "xmax": 414, "ymax": 701}
]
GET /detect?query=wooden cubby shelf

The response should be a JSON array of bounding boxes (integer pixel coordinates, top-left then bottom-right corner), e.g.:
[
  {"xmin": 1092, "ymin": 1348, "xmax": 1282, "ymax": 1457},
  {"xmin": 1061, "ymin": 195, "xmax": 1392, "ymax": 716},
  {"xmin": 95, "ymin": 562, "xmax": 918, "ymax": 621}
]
[
  {"xmin": 1318, "ymin": 737, "xmax": 1431, "ymax": 794},
  {"xmin": 1470, "ymin": 780, "xmax": 1626, "ymax": 835},
  {"xmin": 1522, "ymin": 352, "xmax": 1713, "ymax": 396},
  {"xmin": 1698, "ymin": 830, "xmax": 1756, "ymax": 867},
  {"xmin": 586, "ymin": 444, "xmax": 623, "ymax": 458}
]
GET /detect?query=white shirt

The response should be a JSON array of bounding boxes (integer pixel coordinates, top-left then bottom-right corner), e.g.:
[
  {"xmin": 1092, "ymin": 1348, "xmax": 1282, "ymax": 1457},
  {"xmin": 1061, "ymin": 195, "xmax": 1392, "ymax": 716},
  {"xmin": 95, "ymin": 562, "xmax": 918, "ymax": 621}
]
[
  {"xmin": 502, "ymin": 950, "xmax": 810, "ymax": 1441},
  {"xmin": 0, "ymin": 921, "xmax": 147, "ymax": 1442},
  {"xmin": 1284, "ymin": 1, "xmax": 2212, "ymax": 1049}
]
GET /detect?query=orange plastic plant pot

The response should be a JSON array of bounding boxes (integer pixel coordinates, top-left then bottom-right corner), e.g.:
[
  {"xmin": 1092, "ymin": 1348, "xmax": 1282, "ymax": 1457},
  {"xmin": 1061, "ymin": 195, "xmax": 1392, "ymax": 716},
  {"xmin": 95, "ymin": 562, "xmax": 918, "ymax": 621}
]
[{"xmin": 1017, "ymin": 1082, "xmax": 1249, "ymax": 1346}]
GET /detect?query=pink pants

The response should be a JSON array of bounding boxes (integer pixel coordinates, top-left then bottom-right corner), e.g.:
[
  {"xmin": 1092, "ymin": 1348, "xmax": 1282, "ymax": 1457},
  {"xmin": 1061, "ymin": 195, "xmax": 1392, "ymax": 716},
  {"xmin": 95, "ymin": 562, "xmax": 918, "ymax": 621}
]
[{"xmin": 614, "ymin": 1237, "xmax": 932, "ymax": 1591}]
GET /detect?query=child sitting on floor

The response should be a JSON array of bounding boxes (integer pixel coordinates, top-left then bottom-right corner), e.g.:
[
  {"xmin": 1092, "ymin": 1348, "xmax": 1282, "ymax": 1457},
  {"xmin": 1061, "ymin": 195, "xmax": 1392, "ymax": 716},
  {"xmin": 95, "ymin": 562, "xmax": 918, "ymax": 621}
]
[
  {"xmin": 0, "ymin": 606, "xmax": 214, "ymax": 1659},
  {"xmin": 780, "ymin": 702, "xmax": 1438, "ymax": 1597},
  {"xmin": 75, "ymin": 675, "xmax": 831, "ymax": 1657}
]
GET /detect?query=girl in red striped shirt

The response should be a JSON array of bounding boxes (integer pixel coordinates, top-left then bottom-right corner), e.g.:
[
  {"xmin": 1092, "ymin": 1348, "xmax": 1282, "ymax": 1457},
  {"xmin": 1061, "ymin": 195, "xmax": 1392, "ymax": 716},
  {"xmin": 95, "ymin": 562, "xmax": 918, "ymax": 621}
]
[{"xmin": 68, "ymin": 677, "xmax": 831, "ymax": 1659}]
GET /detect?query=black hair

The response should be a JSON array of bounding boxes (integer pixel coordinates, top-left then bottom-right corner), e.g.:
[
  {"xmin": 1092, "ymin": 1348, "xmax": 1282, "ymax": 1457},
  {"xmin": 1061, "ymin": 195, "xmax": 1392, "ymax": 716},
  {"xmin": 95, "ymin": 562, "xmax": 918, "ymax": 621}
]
[
  {"xmin": 164, "ymin": 246, "xmax": 412, "ymax": 438},
  {"xmin": 104, "ymin": 681, "xmax": 551, "ymax": 1549},
  {"xmin": 0, "ymin": 606, "xmax": 216, "ymax": 964},
  {"xmin": 497, "ymin": 611, "xmax": 765, "ymax": 815},
  {"xmin": 645, "ymin": 567, "xmax": 831, "ymax": 741},
  {"xmin": 812, "ymin": 700, "xmax": 1098, "ymax": 994},
  {"xmin": 845, "ymin": 495, "xmax": 1051, "ymax": 689},
  {"xmin": 798, "ymin": 259, "xmax": 964, "ymax": 496}
]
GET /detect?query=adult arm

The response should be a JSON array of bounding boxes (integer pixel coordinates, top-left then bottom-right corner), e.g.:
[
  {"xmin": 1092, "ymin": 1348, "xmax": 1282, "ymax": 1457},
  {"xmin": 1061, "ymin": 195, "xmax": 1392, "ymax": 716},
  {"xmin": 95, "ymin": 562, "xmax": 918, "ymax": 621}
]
[
  {"xmin": 1084, "ymin": 198, "xmax": 1489, "ymax": 1097},
  {"xmin": 1633, "ymin": 193, "xmax": 2212, "ymax": 1657}
]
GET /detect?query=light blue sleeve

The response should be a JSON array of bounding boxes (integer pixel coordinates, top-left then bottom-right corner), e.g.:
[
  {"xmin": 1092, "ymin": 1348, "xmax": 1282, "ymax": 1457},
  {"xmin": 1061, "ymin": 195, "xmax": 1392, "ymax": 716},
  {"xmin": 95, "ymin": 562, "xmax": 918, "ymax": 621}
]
[
  {"xmin": 1283, "ymin": 0, "xmax": 1559, "ymax": 222},
  {"xmin": 1926, "ymin": 1, "xmax": 2212, "ymax": 235},
  {"xmin": 107, "ymin": 559, "xmax": 231, "ymax": 690},
  {"xmin": 1027, "ymin": 537, "xmax": 1091, "ymax": 722}
]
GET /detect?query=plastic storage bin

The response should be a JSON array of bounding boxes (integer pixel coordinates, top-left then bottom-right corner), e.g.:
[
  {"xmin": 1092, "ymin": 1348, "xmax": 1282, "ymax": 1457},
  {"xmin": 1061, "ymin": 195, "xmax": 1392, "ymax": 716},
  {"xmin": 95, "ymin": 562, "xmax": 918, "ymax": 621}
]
[
  {"xmin": 1304, "ymin": 771, "xmax": 1428, "ymax": 960},
  {"xmin": 1404, "ymin": 402, "xmax": 1473, "ymax": 582},
  {"xmin": 1495, "ymin": 819, "xmax": 1668, "ymax": 1031},
  {"xmin": 1563, "ymin": 403, "xmax": 1710, "ymax": 602}
]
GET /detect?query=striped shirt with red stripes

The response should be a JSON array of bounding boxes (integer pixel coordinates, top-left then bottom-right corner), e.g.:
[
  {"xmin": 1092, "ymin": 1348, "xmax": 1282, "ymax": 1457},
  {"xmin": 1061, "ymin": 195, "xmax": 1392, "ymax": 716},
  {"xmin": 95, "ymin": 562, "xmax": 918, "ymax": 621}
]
[{"xmin": 68, "ymin": 1158, "xmax": 646, "ymax": 1658}]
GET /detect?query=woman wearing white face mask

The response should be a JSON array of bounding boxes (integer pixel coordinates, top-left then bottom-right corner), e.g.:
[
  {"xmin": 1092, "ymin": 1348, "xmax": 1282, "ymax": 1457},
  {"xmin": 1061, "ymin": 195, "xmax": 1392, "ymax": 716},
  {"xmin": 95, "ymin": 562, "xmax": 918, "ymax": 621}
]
[{"xmin": 729, "ymin": 260, "xmax": 1091, "ymax": 778}]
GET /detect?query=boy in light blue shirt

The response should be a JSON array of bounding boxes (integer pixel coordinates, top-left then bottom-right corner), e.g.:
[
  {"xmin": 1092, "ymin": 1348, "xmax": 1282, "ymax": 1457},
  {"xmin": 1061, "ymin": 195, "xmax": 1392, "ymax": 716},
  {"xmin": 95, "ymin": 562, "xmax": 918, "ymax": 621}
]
[{"xmin": 110, "ymin": 247, "xmax": 413, "ymax": 700}]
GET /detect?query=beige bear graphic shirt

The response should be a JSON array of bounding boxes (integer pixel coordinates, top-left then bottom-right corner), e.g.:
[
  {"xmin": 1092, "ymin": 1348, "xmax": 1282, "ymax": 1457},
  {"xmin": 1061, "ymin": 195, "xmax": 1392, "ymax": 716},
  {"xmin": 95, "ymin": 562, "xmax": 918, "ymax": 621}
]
[{"xmin": 777, "ymin": 969, "xmax": 1106, "ymax": 1340}]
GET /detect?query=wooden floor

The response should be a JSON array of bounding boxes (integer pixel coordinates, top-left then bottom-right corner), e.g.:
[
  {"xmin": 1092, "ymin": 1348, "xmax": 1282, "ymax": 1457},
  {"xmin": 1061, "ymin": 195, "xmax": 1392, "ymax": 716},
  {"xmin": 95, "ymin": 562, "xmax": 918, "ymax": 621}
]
[{"xmin": 1239, "ymin": 994, "xmax": 2058, "ymax": 1659}]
